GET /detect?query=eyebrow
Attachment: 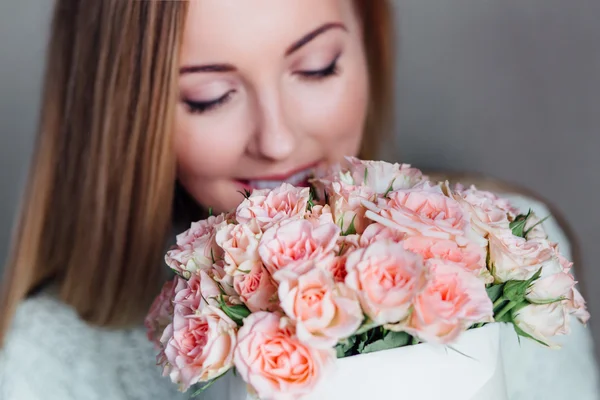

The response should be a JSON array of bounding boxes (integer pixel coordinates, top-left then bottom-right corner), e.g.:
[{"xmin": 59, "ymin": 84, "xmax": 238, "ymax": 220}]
[
  {"xmin": 179, "ymin": 22, "xmax": 347, "ymax": 75},
  {"xmin": 180, "ymin": 64, "xmax": 236, "ymax": 75},
  {"xmin": 285, "ymin": 22, "xmax": 347, "ymax": 56}
]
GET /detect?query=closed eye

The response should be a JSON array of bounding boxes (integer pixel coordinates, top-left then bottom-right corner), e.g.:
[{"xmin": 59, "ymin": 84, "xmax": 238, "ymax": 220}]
[
  {"xmin": 297, "ymin": 54, "xmax": 341, "ymax": 81},
  {"xmin": 184, "ymin": 90, "xmax": 235, "ymax": 114}
]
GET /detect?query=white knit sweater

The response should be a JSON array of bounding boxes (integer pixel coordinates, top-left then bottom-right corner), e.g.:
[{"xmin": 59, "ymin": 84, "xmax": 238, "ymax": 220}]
[{"xmin": 1, "ymin": 195, "xmax": 598, "ymax": 400}]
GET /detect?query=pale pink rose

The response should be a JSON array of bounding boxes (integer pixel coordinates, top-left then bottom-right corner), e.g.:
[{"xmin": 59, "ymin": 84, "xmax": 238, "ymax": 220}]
[
  {"xmin": 359, "ymin": 223, "xmax": 406, "ymax": 247},
  {"xmin": 259, "ymin": 219, "xmax": 340, "ymax": 276},
  {"xmin": 236, "ymin": 183, "xmax": 311, "ymax": 230},
  {"xmin": 524, "ymin": 212, "xmax": 549, "ymax": 240},
  {"xmin": 234, "ymin": 312, "xmax": 334, "ymax": 400},
  {"xmin": 513, "ymin": 302, "xmax": 570, "ymax": 348},
  {"xmin": 161, "ymin": 305, "xmax": 237, "ymax": 391},
  {"xmin": 364, "ymin": 186, "xmax": 481, "ymax": 247},
  {"xmin": 233, "ymin": 261, "xmax": 279, "ymax": 312},
  {"xmin": 329, "ymin": 181, "xmax": 375, "ymax": 234},
  {"xmin": 145, "ymin": 279, "xmax": 176, "ymax": 349},
  {"xmin": 404, "ymin": 260, "xmax": 493, "ymax": 343},
  {"xmin": 278, "ymin": 268, "xmax": 363, "ymax": 348},
  {"xmin": 526, "ymin": 245, "xmax": 590, "ymax": 325},
  {"xmin": 403, "ymin": 235, "xmax": 491, "ymax": 283},
  {"xmin": 305, "ymin": 204, "xmax": 335, "ymax": 227},
  {"xmin": 566, "ymin": 287, "xmax": 590, "ymax": 324},
  {"xmin": 450, "ymin": 187, "xmax": 512, "ymax": 235},
  {"xmin": 526, "ymin": 271, "xmax": 575, "ymax": 304},
  {"xmin": 216, "ymin": 219, "xmax": 262, "ymax": 276},
  {"xmin": 345, "ymin": 241, "xmax": 428, "ymax": 325},
  {"xmin": 165, "ymin": 215, "xmax": 228, "ymax": 278},
  {"xmin": 344, "ymin": 156, "xmax": 426, "ymax": 194},
  {"xmin": 488, "ymin": 230, "xmax": 555, "ymax": 282}
]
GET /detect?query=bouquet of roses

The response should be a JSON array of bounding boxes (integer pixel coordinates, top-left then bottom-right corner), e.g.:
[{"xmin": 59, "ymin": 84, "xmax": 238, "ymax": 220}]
[{"xmin": 145, "ymin": 157, "xmax": 589, "ymax": 400}]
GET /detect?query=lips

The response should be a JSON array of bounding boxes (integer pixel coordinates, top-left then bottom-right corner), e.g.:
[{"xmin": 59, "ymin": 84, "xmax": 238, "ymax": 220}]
[{"xmin": 236, "ymin": 163, "xmax": 319, "ymax": 190}]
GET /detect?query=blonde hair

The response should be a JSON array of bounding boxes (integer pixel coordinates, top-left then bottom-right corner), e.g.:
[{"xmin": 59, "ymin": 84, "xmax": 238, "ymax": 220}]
[{"xmin": 0, "ymin": 0, "xmax": 396, "ymax": 342}]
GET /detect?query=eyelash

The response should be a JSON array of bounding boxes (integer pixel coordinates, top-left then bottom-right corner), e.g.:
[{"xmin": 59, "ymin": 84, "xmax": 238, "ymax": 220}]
[
  {"xmin": 297, "ymin": 55, "xmax": 341, "ymax": 81},
  {"xmin": 183, "ymin": 55, "xmax": 341, "ymax": 115},
  {"xmin": 185, "ymin": 91, "xmax": 234, "ymax": 114}
]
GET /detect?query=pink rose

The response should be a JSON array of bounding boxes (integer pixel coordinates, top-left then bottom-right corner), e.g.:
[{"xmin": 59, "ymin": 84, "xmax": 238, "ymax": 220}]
[
  {"xmin": 236, "ymin": 183, "xmax": 311, "ymax": 230},
  {"xmin": 171, "ymin": 263, "xmax": 240, "ymax": 314},
  {"xmin": 344, "ymin": 156, "xmax": 426, "ymax": 194},
  {"xmin": 345, "ymin": 241, "xmax": 428, "ymax": 325},
  {"xmin": 488, "ymin": 230, "xmax": 555, "ymax": 282},
  {"xmin": 278, "ymin": 268, "xmax": 363, "ymax": 348},
  {"xmin": 145, "ymin": 279, "xmax": 176, "ymax": 349},
  {"xmin": 161, "ymin": 305, "xmax": 237, "ymax": 391},
  {"xmin": 451, "ymin": 187, "xmax": 512, "ymax": 235},
  {"xmin": 364, "ymin": 186, "xmax": 481, "ymax": 247},
  {"xmin": 402, "ymin": 235, "xmax": 491, "ymax": 283},
  {"xmin": 322, "ymin": 256, "xmax": 349, "ymax": 283},
  {"xmin": 305, "ymin": 204, "xmax": 335, "ymax": 227},
  {"xmin": 233, "ymin": 261, "xmax": 279, "ymax": 312},
  {"xmin": 216, "ymin": 219, "xmax": 262, "ymax": 276},
  {"xmin": 359, "ymin": 223, "xmax": 406, "ymax": 247},
  {"xmin": 329, "ymin": 182, "xmax": 375, "ymax": 234},
  {"xmin": 259, "ymin": 219, "xmax": 340, "ymax": 277},
  {"xmin": 513, "ymin": 302, "xmax": 570, "ymax": 348},
  {"xmin": 404, "ymin": 260, "xmax": 493, "ymax": 343},
  {"xmin": 165, "ymin": 215, "xmax": 228, "ymax": 278},
  {"xmin": 234, "ymin": 312, "xmax": 334, "ymax": 400},
  {"xmin": 173, "ymin": 274, "xmax": 204, "ymax": 311}
]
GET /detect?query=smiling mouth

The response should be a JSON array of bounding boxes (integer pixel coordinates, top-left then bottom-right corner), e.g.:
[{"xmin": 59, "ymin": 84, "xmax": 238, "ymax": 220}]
[{"xmin": 236, "ymin": 163, "xmax": 319, "ymax": 190}]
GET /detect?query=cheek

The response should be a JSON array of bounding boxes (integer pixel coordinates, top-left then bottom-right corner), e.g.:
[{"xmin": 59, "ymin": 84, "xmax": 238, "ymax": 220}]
[
  {"xmin": 174, "ymin": 106, "xmax": 249, "ymax": 179},
  {"xmin": 291, "ymin": 59, "xmax": 369, "ymax": 156}
]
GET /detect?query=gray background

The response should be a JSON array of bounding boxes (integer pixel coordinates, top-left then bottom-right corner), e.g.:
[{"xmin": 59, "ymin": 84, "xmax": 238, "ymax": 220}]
[{"xmin": 1, "ymin": 0, "xmax": 599, "ymax": 358}]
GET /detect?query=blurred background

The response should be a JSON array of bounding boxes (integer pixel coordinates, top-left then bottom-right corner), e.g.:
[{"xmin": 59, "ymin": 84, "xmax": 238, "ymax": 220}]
[{"xmin": 1, "ymin": 0, "xmax": 599, "ymax": 358}]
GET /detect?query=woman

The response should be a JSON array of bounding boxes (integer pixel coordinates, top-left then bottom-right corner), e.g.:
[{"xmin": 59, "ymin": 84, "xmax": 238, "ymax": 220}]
[{"xmin": 0, "ymin": 1, "xmax": 597, "ymax": 399}]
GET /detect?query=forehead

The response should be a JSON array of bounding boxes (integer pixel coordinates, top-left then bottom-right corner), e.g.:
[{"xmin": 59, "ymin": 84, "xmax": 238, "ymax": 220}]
[{"xmin": 181, "ymin": 0, "xmax": 359, "ymax": 64}]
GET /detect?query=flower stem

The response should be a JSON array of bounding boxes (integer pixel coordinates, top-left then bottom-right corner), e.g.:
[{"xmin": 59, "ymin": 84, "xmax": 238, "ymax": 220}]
[
  {"xmin": 495, "ymin": 301, "xmax": 517, "ymax": 321},
  {"xmin": 493, "ymin": 296, "xmax": 506, "ymax": 309}
]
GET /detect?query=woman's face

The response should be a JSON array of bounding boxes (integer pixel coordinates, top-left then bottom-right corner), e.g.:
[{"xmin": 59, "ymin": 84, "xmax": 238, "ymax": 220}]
[{"xmin": 175, "ymin": 0, "xmax": 369, "ymax": 213}]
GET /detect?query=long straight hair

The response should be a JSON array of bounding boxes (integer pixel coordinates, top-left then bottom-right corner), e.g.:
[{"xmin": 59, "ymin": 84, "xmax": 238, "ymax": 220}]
[{"xmin": 0, "ymin": 0, "xmax": 395, "ymax": 343}]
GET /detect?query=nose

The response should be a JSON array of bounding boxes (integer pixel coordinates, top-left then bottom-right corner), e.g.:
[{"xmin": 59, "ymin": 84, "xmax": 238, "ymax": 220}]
[{"xmin": 246, "ymin": 88, "xmax": 296, "ymax": 161}]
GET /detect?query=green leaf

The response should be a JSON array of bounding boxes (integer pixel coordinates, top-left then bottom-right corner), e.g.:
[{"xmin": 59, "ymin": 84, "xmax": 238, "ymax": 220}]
[
  {"xmin": 191, "ymin": 370, "xmax": 228, "ymax": 397},
  {"xmin": 512, "ymin": 323, "xmax": 549, "ymax": 347},
  {"xmin": 354, "ymin": 318, "xmax": 378, "ymax": 336},
  {"xmin": 524, "ymin": 215, "xmax": 550, "ymax": 237},
  {"xmin": 237, "ymin": 189, "xmax": 252, "ymax": 199},
  {"xmin": 502, "ymin": 280, "xmax": 529, "ymax": 303},
  {"xmin": 360, "ymin": 331, "xmax": 411, "ymax": 354},
  {"xmin": 529, "ymin": 296, "xmax": 566, "ymax": 305},
  {"xmin": 509, "ymin": 210, "xmax": 532, "ymax": 238},
  {"xmin": 383, "ymin": 178, "xmax": 397, "ymax": 198},
  {"xmin": 364, "ymin": 168, "xmax": 369, "ymax": 185},
  {"xmin": 307, "ymin": 188, "xmax": 315, "ymax": 211},
  {"xmin": 219, "ymin": 299, "xmax": 251, "ymax": 326},
  {"xmin": 335, "ymin": 336, "xmax": 357, "ymax": 358},
  {"xmin": 526, "ymin": 268, "xmax": 543, "ymax": 285},
  {"xmin": 486, "ymin": 283, "xmax": 505, "ymax": 303},
  {"xmin": 341, "ymin": 214, "xmax": 357, "ymax": 236}
]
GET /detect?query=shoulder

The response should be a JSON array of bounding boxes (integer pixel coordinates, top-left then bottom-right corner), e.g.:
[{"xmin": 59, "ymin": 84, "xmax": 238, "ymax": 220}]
[
  {"xmin": 0, "ymin": 291, "xmax": 86, "ymax": 399},
  {"xmin": 0, "ymin": 290, "xmax": 188, "ymax": 400}
]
